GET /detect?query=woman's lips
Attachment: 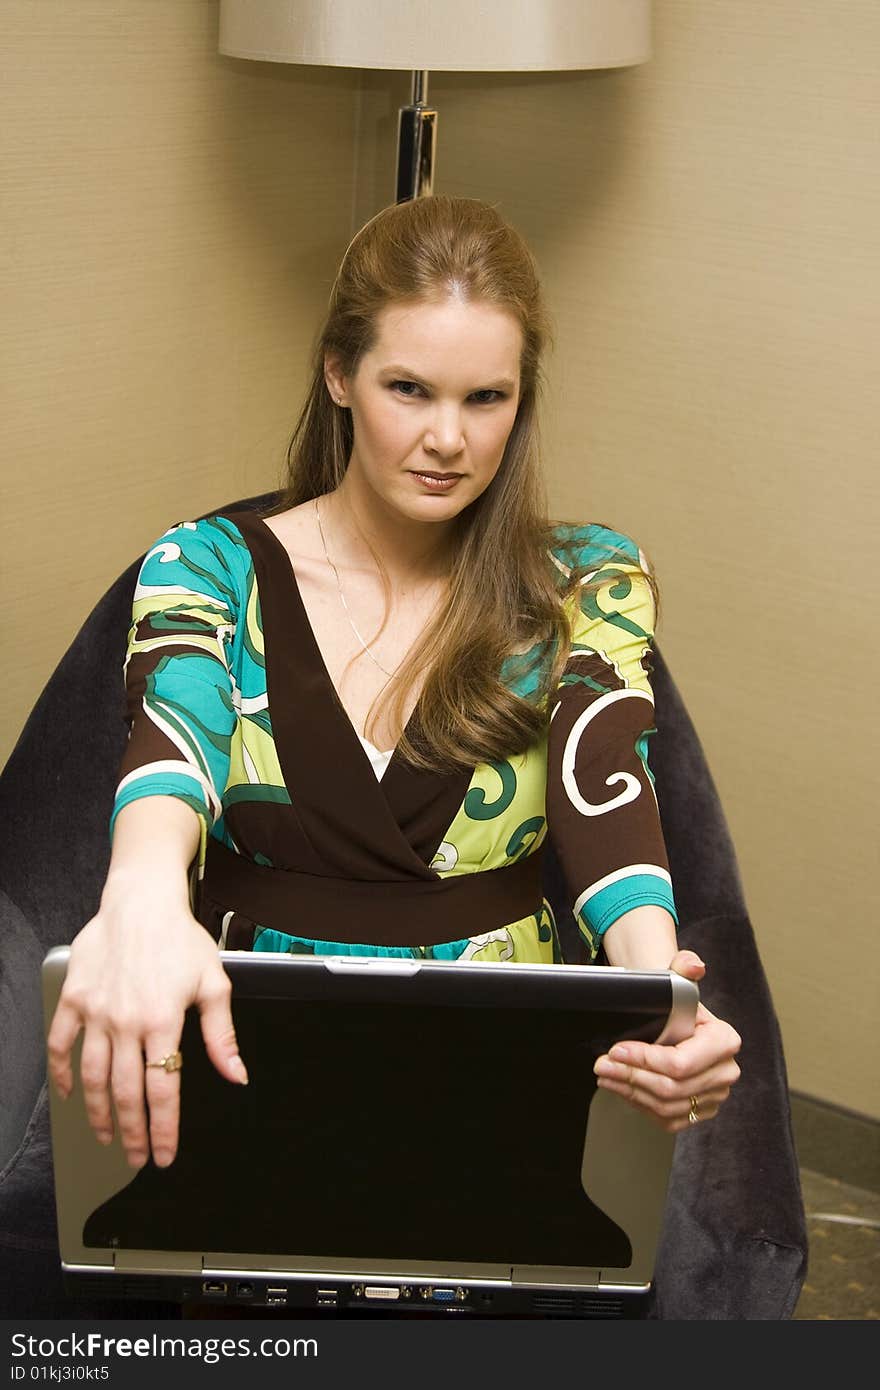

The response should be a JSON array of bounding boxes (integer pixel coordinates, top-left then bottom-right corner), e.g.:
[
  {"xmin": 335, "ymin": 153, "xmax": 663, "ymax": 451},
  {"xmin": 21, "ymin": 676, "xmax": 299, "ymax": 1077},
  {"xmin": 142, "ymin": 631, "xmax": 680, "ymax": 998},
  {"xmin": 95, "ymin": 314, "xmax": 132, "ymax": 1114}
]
[{"xmin": 409, "ymin": 471, "xmax": 463, "ymax": 492}]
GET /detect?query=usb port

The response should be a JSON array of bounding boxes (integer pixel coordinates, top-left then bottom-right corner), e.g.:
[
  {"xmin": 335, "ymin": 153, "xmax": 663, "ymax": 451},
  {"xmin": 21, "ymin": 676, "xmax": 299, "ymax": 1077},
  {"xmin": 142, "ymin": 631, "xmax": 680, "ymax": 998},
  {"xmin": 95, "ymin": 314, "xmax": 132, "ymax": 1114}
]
[
  {"xmin": 266, "ymin": 1286, "xmax": 288, "ymax": 1306},
  {"xmin": 201, "ymin": 1281, "xmax": 227, "ymax": 1296},
  {"xmin": 365, "ymin": 1286, "xmax": 401, "ymax": 1301}
]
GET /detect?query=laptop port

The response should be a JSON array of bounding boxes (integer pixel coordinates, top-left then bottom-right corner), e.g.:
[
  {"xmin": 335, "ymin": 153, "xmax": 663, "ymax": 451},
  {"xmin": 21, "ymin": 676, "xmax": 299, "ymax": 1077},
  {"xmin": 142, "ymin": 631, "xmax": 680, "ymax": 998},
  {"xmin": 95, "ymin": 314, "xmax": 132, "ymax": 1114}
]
[
  {"xmin": 316, "ymin": 1289, "xmax": 338, "ymax": 1306},
  {"xmin": 431, "ymin": 1288, "xmax": 455, "ymax": 1303},
  {"xmin": 364, "ymin": 1286, "xmax": 401, "ymax": 1301},
  {"xmin": 201, "ymin": 1281, "xmax": 227, "ymax": 1296},
  {"xmin": 235, "ymin": 1282, "xmax": 254, "ymax": 1299},
  {"xmin": 266, "ymin": 1287, "xmax": 288, "ymax": 1306}
]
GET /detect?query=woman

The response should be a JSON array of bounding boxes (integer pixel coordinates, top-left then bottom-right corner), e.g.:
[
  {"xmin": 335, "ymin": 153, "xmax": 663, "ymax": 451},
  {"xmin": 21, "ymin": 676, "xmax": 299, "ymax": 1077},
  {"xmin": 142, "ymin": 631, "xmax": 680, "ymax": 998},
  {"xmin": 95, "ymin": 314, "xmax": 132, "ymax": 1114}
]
[{"xmin": 47, "ymin": 195, "xmax": 740, "ymax": 1174}]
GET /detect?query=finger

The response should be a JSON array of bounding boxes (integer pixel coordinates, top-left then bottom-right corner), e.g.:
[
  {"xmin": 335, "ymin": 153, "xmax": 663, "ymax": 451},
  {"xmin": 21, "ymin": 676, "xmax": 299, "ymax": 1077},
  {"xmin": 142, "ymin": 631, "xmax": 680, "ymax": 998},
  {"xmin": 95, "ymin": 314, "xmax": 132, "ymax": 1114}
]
[
  {"xmin": 79, "ymin": 1027, "xmax": 114, "ymax": 1144},
  {"xmin": 143, "ymin": 1029, "xmax": 184, "ymax": 1168},
  {"xmin": 669, "ymin": 949, "xmax": 706, "ymax": 982},
  {"xmin": 110, "ymin": 1036, "xmax": 150, "ymax": 1169},
  {"xmin": 596, "ymin": 1073, "xmax": 730, "ymax": 1118},
  {"xmin": 198, "ymin": 970, "xmax": 248, "ymax": 1086},
  {"xmin": 599, "ymin": 1014, "xmax": 741, "ymax": 1082},
  {"xmin": 596, "ymin": 1077, "xmax": 726, "ymax": 1132},
  {"xmin": 667, "ymin": 1095, "xmax": 722, "ymax": 1133},
  {"xmin": 595, "ymin": 1083, "xmax": 723, "ymax": 1132},
  {"xmin": 46, "ymin": 999, "xmax": 84, "ymax": 1100},
  {"xmin": 595, "ymin": 1050, "xmax": 739, "ymax": 1106}
]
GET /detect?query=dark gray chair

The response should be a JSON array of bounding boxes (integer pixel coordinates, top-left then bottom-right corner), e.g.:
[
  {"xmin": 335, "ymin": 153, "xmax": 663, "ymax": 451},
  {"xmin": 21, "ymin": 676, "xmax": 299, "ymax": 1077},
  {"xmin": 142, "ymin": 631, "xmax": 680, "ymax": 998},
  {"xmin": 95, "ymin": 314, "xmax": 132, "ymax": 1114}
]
[{"xmin": 0, "ymin": 493, "xmax": 807, "ymax": 1318}]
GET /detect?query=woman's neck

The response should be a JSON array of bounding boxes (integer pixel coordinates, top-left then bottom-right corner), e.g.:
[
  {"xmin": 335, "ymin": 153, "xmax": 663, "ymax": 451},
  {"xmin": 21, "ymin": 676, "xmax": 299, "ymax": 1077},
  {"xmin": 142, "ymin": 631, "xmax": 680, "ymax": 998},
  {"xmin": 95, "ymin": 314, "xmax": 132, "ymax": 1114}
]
[{"xmin": 323, "ymin": 475, "xmax": 456, "ymax": 591}]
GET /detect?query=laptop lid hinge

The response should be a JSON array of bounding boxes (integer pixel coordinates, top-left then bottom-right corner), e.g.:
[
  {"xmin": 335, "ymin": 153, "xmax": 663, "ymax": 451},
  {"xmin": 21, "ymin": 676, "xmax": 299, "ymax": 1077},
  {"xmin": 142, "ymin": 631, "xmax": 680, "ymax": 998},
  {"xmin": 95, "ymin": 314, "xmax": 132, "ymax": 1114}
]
[{"xmin": 511, "ymin": 1266, "xmax": 601, "ymax": 1289}]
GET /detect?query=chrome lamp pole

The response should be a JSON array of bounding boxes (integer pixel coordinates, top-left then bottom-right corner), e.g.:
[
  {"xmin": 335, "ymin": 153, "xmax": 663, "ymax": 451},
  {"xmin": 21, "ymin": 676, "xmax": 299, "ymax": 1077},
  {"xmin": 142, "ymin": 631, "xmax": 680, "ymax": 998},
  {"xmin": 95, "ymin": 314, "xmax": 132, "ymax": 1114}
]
[{"xmin": 396, "ymin": 70, "xmax": 436, "ymax": 202}]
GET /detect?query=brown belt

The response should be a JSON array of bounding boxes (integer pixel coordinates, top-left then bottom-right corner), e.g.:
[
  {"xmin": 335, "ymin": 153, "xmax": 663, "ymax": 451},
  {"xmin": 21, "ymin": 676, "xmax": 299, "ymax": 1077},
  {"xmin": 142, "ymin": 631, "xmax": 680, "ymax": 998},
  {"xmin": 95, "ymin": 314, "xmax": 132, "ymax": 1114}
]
[{"xmin": 202, "ymin": 836, "xmax": 545, "ymax": 947}]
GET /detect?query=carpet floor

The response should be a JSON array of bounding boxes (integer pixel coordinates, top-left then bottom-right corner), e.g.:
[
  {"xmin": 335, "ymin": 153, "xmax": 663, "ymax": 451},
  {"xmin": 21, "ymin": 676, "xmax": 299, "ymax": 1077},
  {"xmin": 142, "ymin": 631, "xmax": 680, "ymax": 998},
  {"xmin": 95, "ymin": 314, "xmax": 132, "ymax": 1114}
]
[{"xmin": 794, "ymin": 1168, "xmax": 880, "ymax": 1320}]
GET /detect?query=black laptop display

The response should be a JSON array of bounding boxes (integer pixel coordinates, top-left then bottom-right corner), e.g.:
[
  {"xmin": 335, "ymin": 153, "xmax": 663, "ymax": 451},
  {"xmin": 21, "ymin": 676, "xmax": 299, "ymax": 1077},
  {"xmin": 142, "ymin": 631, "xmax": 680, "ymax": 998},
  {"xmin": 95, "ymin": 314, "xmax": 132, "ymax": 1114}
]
[{"xmin": 42, "ymin": 951, "xmax": 697, "ymax": 1318}]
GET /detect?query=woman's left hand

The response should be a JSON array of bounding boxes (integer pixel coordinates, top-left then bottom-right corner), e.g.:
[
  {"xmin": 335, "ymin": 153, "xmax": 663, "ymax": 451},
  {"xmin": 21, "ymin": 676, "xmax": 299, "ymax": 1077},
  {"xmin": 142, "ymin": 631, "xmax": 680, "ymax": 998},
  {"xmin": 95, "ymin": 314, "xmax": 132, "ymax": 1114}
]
[{"xmin": 593, "ymin": 951, "xmax": 742, "ymax": 1132}]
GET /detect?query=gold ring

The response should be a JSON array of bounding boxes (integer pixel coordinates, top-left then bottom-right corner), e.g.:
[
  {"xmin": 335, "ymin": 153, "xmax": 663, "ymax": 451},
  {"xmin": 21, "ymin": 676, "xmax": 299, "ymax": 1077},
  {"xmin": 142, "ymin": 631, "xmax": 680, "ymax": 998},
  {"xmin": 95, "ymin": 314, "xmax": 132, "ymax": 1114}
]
[
  {"xmin": 688, "ymin": 1094, "xmax": 700, "ymax": 1125},
  {"xmin": 145, "ymin": 1051, "xmax": 183, "ymax": 1073}
]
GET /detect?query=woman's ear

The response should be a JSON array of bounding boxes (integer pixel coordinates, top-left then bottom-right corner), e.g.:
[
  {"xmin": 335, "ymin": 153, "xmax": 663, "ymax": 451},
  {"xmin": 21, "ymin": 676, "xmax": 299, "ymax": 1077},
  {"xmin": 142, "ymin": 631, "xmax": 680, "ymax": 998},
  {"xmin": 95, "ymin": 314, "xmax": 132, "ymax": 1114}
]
[{"xmin": 323, "ymin": 353, "xmax": 347, "ymax": 407}]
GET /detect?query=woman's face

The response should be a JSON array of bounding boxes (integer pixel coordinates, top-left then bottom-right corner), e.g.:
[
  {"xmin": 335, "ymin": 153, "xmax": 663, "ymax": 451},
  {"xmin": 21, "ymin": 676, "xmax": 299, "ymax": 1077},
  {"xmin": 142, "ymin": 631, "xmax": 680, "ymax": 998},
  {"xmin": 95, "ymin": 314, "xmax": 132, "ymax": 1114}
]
[{"xmin": 326, "ymin": 295, "xmax": 523, "ymax": 528}]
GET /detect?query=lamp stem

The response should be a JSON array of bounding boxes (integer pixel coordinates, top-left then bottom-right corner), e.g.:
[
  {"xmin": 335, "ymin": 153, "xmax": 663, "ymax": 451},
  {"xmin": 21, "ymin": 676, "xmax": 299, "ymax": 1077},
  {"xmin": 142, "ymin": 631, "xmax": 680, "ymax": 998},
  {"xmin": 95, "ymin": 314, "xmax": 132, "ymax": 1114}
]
[{"xmin": 396, "ymin": 69, "xmax": 437, "ymax": 202}]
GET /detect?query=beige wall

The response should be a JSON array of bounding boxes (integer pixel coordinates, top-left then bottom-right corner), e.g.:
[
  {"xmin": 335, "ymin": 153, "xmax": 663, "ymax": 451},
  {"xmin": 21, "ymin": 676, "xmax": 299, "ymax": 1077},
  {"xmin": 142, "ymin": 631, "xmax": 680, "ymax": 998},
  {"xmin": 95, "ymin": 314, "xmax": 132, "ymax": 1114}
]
[
  {"xmin": 355, "ymin": 3, "xmax": 880, "ymax": 1117},
  {"xmin": 3, "ymin": 2, "xmax": 877, "ymax": 1117},
  {"xmin": 2, "ymin": 0, "xmax": 360, "ymax": 766}
]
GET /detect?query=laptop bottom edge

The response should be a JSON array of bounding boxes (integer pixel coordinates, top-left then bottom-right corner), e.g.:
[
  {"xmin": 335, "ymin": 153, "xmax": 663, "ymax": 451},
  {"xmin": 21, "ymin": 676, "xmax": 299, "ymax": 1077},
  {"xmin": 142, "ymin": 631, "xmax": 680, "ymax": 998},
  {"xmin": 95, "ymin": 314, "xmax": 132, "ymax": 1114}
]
[{"xmin": 62, "ymin": 1267, "xmax": 650, "ymax": 1319}]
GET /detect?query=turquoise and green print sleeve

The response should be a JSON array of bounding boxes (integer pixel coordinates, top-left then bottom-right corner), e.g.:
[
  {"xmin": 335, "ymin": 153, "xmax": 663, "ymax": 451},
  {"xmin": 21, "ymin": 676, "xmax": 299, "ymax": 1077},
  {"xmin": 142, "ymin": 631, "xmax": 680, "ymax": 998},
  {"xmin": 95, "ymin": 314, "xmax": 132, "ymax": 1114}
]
[
  {"xmin": 546, "ymin": 525, "xmax": 679, "ymax": 959},
  {"xmin": 111, "ymin": 518, "xmax": 248, "ymax": 878}
]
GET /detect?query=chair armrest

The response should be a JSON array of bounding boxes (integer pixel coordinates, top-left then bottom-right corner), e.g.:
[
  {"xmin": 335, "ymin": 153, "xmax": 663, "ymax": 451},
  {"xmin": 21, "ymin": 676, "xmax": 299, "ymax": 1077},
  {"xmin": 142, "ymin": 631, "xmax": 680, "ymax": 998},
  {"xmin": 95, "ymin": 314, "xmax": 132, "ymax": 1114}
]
[{"xmin": 0, "ymin": 891, "xmax": 46, "ymax": 1172}]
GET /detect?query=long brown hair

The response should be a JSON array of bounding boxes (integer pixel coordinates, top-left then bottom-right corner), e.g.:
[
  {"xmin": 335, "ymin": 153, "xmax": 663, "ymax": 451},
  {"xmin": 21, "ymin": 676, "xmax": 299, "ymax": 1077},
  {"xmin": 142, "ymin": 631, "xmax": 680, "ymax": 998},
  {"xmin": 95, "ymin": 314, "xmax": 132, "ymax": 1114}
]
[{"xmin": 268, "ymin": 195, "xmax": 653, "ymax": 771}]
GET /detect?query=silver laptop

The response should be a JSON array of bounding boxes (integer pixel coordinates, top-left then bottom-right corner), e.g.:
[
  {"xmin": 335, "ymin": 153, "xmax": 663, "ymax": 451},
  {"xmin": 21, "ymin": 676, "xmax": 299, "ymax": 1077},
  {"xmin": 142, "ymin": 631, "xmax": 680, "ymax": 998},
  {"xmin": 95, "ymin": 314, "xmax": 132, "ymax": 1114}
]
[{"xmin": 42, "ymin": 949, "xmax": 697, "ymax": 1319}]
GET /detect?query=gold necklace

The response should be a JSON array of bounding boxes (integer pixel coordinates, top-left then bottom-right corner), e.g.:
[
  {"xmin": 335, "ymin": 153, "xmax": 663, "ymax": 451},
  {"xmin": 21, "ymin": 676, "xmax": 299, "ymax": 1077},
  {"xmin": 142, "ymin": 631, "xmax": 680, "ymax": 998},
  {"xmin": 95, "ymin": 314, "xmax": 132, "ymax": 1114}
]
[{"xmin": 314, "ymin": 497, "xmax": 401, "ymax": 680}]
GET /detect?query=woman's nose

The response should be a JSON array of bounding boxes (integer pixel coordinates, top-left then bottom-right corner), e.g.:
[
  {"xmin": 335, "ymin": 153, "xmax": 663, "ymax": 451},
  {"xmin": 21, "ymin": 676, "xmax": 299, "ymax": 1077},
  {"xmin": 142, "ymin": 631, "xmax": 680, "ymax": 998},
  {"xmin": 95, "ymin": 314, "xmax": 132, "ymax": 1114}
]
[{"xmin": 424, "ymin": 404, "xmax": 465, "ymax": 457}]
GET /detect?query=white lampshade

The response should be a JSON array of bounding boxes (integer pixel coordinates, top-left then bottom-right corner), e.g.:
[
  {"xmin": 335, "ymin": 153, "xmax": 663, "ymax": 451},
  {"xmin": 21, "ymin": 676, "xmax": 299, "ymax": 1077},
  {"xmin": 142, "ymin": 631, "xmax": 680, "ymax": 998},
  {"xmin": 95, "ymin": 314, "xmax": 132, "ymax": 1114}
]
[{"xmin": 218, "ymin": 0, "xmax": 652, "ymax": 73}]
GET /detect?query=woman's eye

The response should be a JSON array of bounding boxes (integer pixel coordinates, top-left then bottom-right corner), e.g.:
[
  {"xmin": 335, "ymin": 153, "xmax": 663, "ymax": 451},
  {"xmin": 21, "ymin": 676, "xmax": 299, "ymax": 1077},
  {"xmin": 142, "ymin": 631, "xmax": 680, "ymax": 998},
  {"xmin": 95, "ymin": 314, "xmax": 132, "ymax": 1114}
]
[{"xmin": 389, "ymin": 380, "xmax": 503, "ymax": 403}]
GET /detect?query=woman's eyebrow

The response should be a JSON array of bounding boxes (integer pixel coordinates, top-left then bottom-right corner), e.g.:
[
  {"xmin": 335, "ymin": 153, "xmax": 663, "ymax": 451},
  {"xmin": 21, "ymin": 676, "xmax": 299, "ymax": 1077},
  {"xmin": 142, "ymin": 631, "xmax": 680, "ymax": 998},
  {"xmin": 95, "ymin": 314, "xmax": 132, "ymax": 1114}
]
[{"xmin": 381, "ymin": 364, "xmax": 516, "ymax": 392}]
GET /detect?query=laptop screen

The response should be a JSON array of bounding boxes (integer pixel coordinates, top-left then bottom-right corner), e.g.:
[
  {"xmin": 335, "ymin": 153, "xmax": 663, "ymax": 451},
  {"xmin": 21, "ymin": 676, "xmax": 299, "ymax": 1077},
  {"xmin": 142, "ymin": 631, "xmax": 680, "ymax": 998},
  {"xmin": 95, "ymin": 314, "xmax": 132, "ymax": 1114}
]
[
  {"xmin": 44, "ymin": 953, "xmax": 697, "ymax": 1310},
  {"xmin": 77, "ymin": 958, "xmax": 685, "ymax": 1270}
]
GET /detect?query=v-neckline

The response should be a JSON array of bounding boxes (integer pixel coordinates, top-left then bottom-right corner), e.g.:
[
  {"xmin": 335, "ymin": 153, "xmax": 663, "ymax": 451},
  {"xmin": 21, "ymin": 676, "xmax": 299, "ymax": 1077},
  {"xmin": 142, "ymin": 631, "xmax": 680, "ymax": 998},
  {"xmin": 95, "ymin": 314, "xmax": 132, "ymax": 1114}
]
[
  {"xmin": 220, "ymin": 508, "xmax": 475, "ymax": 880},
  {"xmin": 246, "ymin": 508, "xmax": 416, "ymax": 776}
]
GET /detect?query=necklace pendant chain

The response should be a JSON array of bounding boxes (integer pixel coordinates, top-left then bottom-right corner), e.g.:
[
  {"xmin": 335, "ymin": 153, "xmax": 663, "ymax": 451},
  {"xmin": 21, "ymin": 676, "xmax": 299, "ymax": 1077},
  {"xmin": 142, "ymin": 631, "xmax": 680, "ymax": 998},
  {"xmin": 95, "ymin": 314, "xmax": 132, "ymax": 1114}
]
[{"xmin": 315, "ymin": 497, "xmax": 399, "ymax": 680}]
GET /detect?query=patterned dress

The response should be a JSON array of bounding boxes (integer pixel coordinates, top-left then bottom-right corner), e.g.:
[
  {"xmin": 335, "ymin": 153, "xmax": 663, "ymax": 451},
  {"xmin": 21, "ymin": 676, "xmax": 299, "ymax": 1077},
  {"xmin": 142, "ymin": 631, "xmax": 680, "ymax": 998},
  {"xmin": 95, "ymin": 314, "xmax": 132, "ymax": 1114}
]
[{"xmin": 112, "ymin": 509, "xmax": 678, "ymax": 962}]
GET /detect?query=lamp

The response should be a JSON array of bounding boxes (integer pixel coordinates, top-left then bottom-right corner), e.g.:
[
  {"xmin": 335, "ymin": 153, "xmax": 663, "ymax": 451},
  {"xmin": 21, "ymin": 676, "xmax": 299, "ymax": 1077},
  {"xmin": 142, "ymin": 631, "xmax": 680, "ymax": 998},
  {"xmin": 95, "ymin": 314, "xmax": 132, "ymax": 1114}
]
[{"xmin": 219, "ymin": 1, "xmax": 651, "ymax": 202}]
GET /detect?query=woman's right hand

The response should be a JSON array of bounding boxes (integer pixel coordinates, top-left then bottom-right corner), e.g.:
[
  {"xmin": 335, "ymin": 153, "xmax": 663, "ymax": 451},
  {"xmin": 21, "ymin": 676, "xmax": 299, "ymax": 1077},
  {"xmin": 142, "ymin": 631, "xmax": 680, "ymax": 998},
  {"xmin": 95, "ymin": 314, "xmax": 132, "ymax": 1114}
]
[
  {"xmin": 47, "ymin": 889, "xmax": 247, "ymax": 1169},
  {"xmin": 46, "ymin": 800, "xmax": 248, "ymax": 1170}
]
